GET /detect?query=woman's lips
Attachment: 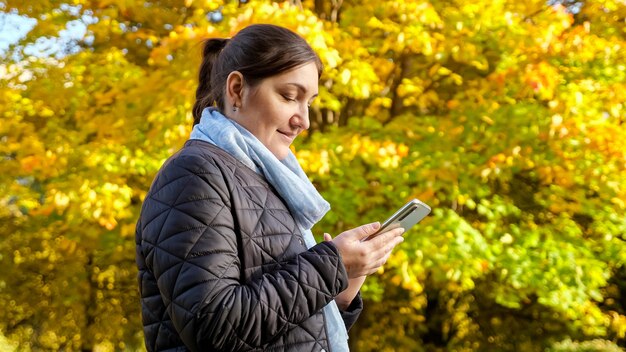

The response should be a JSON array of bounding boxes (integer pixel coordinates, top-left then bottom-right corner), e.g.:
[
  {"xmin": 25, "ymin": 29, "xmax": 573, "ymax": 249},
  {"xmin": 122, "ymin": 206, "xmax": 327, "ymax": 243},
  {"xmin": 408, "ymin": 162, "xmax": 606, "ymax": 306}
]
[{"xmin": 277, "ymin": 130, "xmax": 298, "ymax": 142}]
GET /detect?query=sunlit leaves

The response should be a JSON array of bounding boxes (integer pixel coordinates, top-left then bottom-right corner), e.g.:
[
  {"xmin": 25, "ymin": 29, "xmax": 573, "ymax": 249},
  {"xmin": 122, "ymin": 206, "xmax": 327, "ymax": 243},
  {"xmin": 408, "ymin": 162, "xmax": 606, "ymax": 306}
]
[
  {"xmin": 302, "ymin": 0, "xmax": 626, "ymax": 349},
  {"xmin": 1, "ymin": 0, "xmax": 626, "ymax": 350}
]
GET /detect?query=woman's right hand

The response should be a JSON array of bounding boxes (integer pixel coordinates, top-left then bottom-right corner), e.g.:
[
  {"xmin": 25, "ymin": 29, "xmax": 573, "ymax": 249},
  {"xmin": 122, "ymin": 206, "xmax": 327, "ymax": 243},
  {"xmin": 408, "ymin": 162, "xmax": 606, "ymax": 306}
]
[{"xmin": 330, "ymin": 222, "xmax": 405, "ymax": 278}]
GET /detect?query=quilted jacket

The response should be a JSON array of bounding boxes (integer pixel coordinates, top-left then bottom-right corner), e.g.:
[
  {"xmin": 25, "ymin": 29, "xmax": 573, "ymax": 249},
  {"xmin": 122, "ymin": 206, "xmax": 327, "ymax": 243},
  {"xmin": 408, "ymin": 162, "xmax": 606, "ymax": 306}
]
[{"xmin": 136, "ymin": 140, "xmax": 363, "ymax": 352}]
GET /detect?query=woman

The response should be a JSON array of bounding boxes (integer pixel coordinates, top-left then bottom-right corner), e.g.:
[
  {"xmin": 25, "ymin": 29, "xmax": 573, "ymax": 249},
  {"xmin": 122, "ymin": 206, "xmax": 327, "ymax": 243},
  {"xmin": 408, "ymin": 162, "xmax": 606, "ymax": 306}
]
[{"xmin": 135, "ymin": 24, "xmax": 405, "ymax": 352}]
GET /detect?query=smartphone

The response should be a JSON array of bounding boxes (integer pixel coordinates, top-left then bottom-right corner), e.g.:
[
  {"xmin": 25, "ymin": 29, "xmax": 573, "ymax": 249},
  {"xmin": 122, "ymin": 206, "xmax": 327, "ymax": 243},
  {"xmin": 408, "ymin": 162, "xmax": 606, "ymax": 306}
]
[{"xmin": 366, "ymin": 199, "xmax": 431, "ymax": 240}]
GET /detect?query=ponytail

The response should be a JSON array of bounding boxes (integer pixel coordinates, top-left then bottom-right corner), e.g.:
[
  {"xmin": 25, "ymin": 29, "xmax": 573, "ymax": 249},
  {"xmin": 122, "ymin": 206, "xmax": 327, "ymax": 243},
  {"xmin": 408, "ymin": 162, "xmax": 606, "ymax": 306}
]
[{"xmin": 193, "ymin": 38, "xmax": 229, "ymax": 125}]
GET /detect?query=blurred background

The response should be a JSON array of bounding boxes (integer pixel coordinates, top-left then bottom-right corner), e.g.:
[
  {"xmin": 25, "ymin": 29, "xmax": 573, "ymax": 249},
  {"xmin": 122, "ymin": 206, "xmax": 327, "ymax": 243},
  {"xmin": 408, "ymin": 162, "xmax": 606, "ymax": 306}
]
[{"xmin": 1, "ymin": 0, "xmax": 625, "ymax": 351}]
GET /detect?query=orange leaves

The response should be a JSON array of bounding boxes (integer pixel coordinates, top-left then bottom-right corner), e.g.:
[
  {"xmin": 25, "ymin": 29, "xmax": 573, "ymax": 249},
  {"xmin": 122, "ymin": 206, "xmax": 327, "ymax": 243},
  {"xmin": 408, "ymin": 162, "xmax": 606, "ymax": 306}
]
[
  {"xmin": 584, "ymin": 123, "xmax": 626, "ymax": 161},
  {"xmin": 18, "ymin": 155, "xmax": 42, "ymax": 173},
  {"xmin": 2, "ymin": 0, "xmax": 626, "ymax": 350},
  {"xmin": 523, "ymin": 61, "xmax": 561, "ymax": 100},
  {"xmin": 480, "ymin": 146, "xmax": 535, "ymax": 181},
  {"xmin": 18, "ymin": 150, "xmax": 67, "ymax": 179},
  {"xmin": 537, "ymin": 165, "xmax": 575, "ymax": 188}
]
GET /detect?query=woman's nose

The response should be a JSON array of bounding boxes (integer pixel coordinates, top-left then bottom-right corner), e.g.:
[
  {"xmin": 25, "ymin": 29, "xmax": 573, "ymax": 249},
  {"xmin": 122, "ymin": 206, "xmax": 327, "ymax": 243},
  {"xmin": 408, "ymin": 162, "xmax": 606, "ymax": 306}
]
[{"xmin": 295, "ymin": 103, "xmax": 310, "ymax": 130}]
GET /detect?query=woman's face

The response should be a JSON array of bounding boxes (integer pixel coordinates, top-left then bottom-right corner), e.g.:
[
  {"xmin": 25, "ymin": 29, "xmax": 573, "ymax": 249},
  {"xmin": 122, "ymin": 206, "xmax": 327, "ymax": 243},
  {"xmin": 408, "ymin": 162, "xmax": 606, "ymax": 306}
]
[{"xmin": 230, "ymin": 62, "xmax": 319, "ymax": 160}]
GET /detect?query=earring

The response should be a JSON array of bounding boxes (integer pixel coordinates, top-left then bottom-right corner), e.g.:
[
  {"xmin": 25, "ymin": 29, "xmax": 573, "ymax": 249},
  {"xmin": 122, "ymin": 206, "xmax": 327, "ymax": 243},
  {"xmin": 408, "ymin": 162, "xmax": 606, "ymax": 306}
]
[{"xmin": 232, "ymin": 105, "xmax": 238, "ymax": 112}]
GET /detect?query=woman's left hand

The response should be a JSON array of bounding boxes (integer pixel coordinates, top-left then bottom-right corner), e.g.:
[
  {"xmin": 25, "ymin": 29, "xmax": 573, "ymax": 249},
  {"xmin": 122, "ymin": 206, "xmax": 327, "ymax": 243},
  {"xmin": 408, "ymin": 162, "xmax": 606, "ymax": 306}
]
[{"xmin": 324, "ymin": 233, "xmax": 367, "ymax": 309}]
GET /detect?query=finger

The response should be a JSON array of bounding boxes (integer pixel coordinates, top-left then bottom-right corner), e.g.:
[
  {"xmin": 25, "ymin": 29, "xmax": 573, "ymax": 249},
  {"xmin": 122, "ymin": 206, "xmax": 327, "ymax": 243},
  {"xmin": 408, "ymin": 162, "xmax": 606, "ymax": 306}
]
[
  {"xmin": 363, "ymin": 235, "xmax": 404, "ymax": 265},
  {"xmin": 369, "ymin": 248, "xmax": 398, "ymax": 273},
  {"xmin": 382, "ymin": 235, "xmax": 404, "ymax": 256},
  {"xmin": 350, "ymin": 222, "xmax": 381, "ymax": 241},
  {"xmin": 324, "ymin": 233, "xmax": 332, "ymax": 241},
  {"xmin": 361, "ymin": 228, "xmax": 404, "ymax": 258},
  {"xmin": 380, "ymin": 248, "xmax": 395, "ymax": 265},
  {"xmin": 369, "ymin": 227, "xmax": 405, "ymax": 248}
]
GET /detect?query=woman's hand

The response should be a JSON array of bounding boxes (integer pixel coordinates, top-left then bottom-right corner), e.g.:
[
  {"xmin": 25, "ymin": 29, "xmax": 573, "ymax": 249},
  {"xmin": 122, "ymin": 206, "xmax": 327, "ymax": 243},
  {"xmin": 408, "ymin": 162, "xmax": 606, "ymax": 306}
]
[
  {"xmin": 329, "ymin": 222, "xmax": 405, "ymax": 279},
  {"xmin": 323, "ymin": 233, "xmax": 367, "ymax": 309}
]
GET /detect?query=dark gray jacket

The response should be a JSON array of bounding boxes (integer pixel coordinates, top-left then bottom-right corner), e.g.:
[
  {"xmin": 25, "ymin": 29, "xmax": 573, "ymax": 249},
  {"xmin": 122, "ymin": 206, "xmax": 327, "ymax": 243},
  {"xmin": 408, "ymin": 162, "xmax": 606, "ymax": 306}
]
[{"xmin": 136, "ymin": 140, "xmax": 362, "ymax": 352}]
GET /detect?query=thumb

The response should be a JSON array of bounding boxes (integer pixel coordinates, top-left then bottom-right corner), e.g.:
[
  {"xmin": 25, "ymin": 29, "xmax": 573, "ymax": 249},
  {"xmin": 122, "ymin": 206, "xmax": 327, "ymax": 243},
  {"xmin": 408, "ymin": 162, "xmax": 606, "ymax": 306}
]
[
  {"xmin": 354, "ymin": 222, "xmax": 381, "ymax": 240},
  {"xmin": 323, "ymin": 233, "xmax": 332, "ymax": 241}
]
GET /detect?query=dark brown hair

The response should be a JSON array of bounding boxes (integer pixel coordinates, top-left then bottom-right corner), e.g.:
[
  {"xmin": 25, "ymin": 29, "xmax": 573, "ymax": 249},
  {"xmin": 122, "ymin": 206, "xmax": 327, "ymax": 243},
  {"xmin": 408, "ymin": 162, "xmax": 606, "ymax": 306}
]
[{"xmin": 192, "ymin": 24, "xmax": 323, "ymax": 125}]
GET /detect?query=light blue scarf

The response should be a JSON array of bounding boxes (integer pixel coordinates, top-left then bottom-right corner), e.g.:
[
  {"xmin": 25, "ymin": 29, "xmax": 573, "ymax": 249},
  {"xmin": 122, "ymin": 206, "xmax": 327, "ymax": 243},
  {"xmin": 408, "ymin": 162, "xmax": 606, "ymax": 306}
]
[{"xmin": 190, "ymin": 107, "xmax": 350, "ymax": 352}]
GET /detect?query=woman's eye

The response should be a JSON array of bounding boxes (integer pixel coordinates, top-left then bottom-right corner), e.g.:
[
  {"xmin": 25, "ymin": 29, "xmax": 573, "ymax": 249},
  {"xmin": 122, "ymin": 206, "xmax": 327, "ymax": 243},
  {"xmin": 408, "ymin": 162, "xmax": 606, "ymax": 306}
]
[{"xmin": 281, "ymin": 94, "xmax": 296, "ymax": 102}]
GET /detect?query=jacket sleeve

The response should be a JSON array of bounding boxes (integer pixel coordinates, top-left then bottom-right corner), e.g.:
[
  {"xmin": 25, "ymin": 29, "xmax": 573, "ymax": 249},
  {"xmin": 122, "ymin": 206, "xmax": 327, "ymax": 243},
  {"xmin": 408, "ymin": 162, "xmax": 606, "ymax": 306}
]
[
  {"xmin": 138, "ymin": 152, "xmax": 349, "ymax": 351},
  {"xmin": 340, "ymin": 292, "xmax": 363, "ymax": 331}
]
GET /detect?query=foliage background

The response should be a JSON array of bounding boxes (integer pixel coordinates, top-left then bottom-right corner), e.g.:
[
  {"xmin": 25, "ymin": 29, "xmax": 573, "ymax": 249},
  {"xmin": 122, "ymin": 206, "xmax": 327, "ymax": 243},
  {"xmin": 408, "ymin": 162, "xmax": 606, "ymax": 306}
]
[{"xmin": 1, "ymin": 0, "xmax": 625, "ymax": 351}]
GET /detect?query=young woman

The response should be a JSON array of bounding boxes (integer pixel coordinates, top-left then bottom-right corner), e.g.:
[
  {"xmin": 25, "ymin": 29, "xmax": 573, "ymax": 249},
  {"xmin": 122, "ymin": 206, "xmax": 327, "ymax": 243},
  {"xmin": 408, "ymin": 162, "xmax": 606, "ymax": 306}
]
[{"xmin": 135, "ymin": 24, "xmax": 405, "ymax": 352}]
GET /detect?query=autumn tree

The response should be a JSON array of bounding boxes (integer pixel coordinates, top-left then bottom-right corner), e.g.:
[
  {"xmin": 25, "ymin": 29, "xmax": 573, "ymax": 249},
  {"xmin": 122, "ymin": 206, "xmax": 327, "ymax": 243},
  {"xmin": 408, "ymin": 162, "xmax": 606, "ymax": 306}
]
[{"xmin": 1, "ymin": 0, "xmax": 624, "ymax": 351}]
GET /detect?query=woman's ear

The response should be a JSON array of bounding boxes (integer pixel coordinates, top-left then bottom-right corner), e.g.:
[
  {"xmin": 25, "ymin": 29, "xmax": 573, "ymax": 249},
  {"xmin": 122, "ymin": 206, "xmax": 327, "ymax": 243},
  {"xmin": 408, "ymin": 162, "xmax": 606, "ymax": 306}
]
[{"xmin": 226, "ymin": 71, "xmax": 244, "ymax": 109}]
